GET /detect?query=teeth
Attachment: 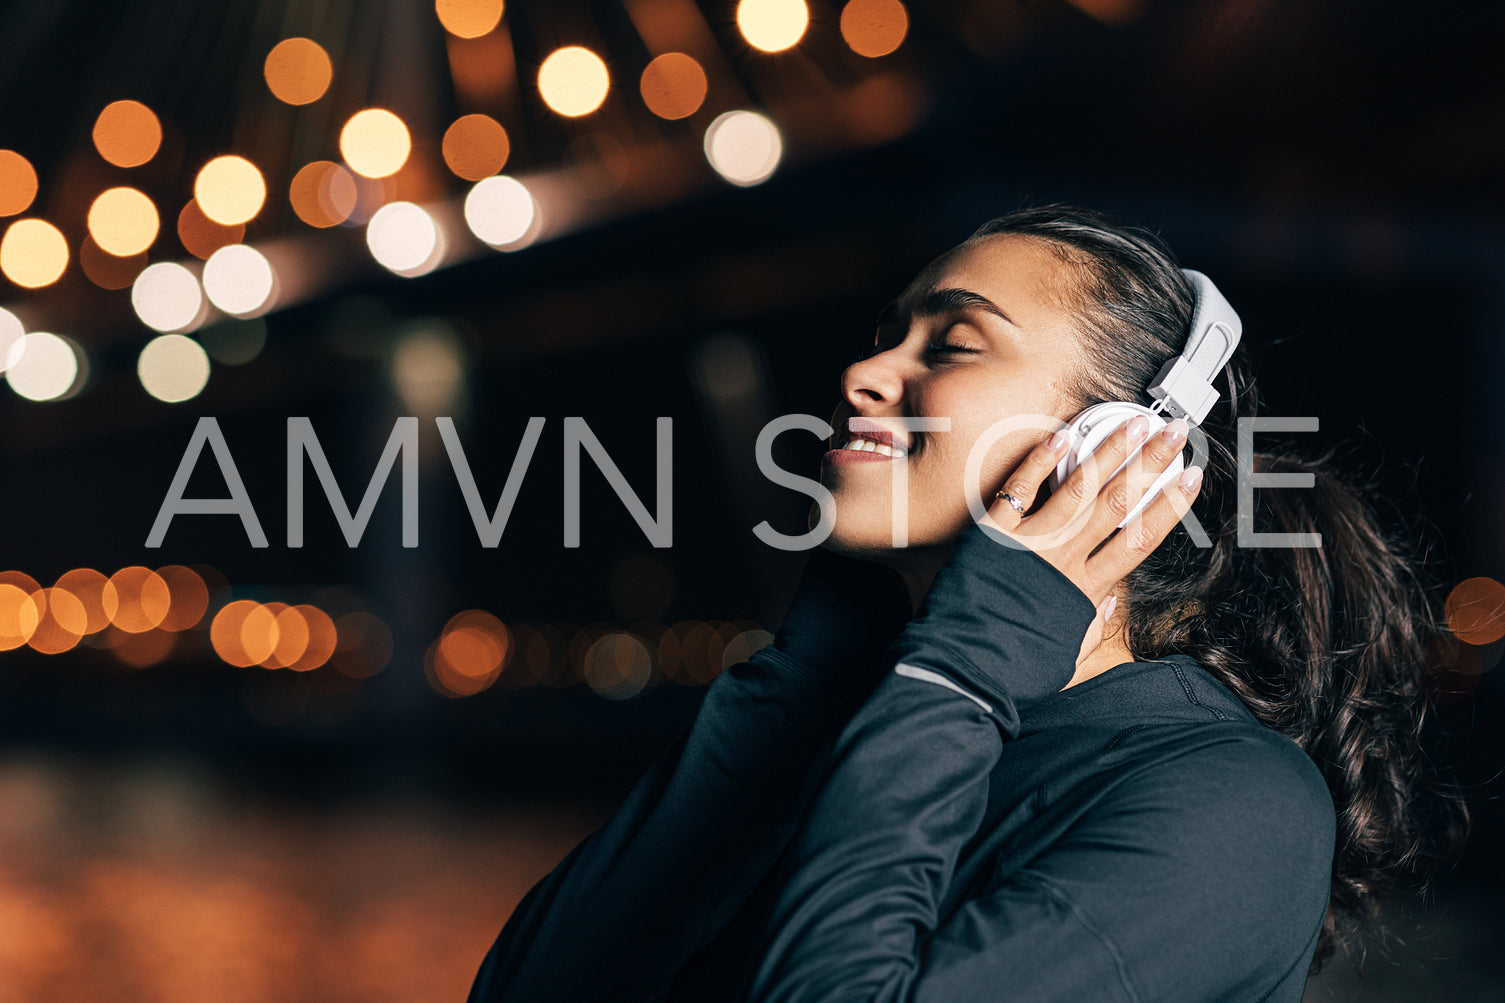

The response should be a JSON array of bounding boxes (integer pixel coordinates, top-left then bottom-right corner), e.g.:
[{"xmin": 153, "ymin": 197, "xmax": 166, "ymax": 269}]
[{"xmin": 842, "ymin": 437, "xmax": 906, "ymax": 457}]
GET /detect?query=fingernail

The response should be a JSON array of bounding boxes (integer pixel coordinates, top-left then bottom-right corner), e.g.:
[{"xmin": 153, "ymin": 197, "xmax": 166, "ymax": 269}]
[
  {"xmin": 1178, "ymin": 465, "xmax": 1204, "ymax": 491},
  {"xmin": 1162, "ymin": 418, "xmax": 1188, "ymax": 447},
  {"xmin": 1103, "ymin": 595, "xmax": 1117, "ymax": 621},
  {"xmin": 1126, "ymin": 415, "xmax": 1150, "ymax": 442},
  {"xmin": 1047, "ymin": 431, "xmax": 1067, "ymax": 452}
]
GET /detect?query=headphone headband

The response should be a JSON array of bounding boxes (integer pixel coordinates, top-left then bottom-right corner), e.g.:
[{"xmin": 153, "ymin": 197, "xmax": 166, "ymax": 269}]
[{"xmin": 1145, "ymin": 268, "xmax": 1242, "ymax": 425}]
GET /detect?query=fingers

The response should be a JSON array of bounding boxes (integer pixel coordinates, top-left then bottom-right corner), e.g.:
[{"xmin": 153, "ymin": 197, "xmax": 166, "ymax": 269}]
[
  {"xmin": 1082, "ymin": 462, "xmax": 1204, "ymax": 595},
  {"xmin": 1020, "ymin": 414, "xmax": 1158, "ymax": 547},
  {"xmin": 1078, "ymin": 417, "xmax": 1189, "ymax": 545},
  {"xmin": 986, "ymin": 428, "xmax": 1069, "ymax": 527}
]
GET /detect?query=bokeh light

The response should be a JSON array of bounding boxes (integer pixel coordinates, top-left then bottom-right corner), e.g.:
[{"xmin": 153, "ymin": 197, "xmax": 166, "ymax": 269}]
[
  {"xmin": 428, "ymin": 610, "xmax": 510, "ymax": 697},
  {"xmin": 27, "ymin": 587, "xmax": 87, "ymax": 655},
  {"xmin": 203, "ymin": 244, "xmax": 275, "ymax": 316},
  {"xmin": 331, "ymin": 611, "xmax": 393, "ymax": 678},
  {"xmin": 261, "ymin": 604, "xmax": 309, "ymax": 668},
  {"xmin": 704, "ymin": 110, "xmax": 783, "ymax": 186},
  {"xmin": 87, "ymin": 187, "xmax": 159, "ymax": 257},
  {"xmin": 435, "ymin": 0, "xmax": 505, "ymax": 38},
  {"xmin": 0, "ymin": 151, "xmax": 38, "ymax": 217},
  {"xmin": 195, "ymin": 156, "xmax": 267, "ymax": 226},
  {"xmin": 1, "ymin": 219, "xmax": 69, "ymax": 288},
  {"xmin": 54, "ymin": 568, "xmax": 110, "ymax": 635},
  {"xmin": 79, "ymin": 236, "xmax": 147, "ymax": 289},
  {"xmin": 290, "ymin": 161, "xmax": 358, "ymax": 228},
  {"xmin": 442, "ymin": 114, "xmax": 510, "ymax": 181},
  {"xmin": 463, "ymin": 175, "xmax": 535, "ymax": 247},
  {"xmin": 138, "ymin": 334, "xmax": 211, "ymax": 403},
  {"xmin": 211, "ymin": 599, "xmax": 260, "ymax": 666},
  {"xmin": 840, "ymin": 0, "xmax": 909, "ymax": 57},
  {"xmin": 583, "ymin": 631, "xmax": 654, "ymax": 700},
  {"xmin": 92, "ymin": 101, "xmax": 162, "ymax": 168},
  {"xmin": 177, "ymin": 199, "xmax": 245, "ymax": 259},
  {"xmin": 239, "ymin": 603, "xmax": 280, "ymax": 665},
  {"xmin": 639, "ymin": 53, "xmax": 708, "ymax": 120},
  {"xmin": 157, "ymin": 565, "xmax": 210, "ymax": 631},
  {"xmin": 366, "ymin": 202, "xmax": 442, "ymax": 276},
  {"xmin": 1446, "ymin": 577, "xmax": 1505, "ymax": 646},
  {"xmin": 340, "ymin": 110, "xmax": 412, "ymax": 179},
  {"xmin": 5, "ymin": 332, "xmax": 80, "ymax": 401},
  {"xmin": 286, "ymin": 605, "xmax": 337, "ymax": 671},
  {"xmin": 102, "ymin": 566, "xmax": 171, "ymax": 633},
  {"xmin": 391, "ymin": 322, "xmax": 465, "ymax": 414},
  {"xmin": 0, "ymin": 582, "xmax": 40, "ymax": 651},
  {"xmin": 132, "ymin": 262, "xmax": 204, "ymax": 333},
  {"xmin": 107, "ymin": 625, "xmax": 177, "ymax": 668},
  {"xmin": 0, "ymin": 306, "xmax": 22, "ymax": 373},
  {"xmin": 538, "ymin": 46, "xmax": 610, "ymax": 117},
  {"xmin": 263, "ymin": 38, "xmax": 333, "ymax": 105},
  {"xmin": 737, "ymin": 0, "xmax": 809, "ymax": 52}
]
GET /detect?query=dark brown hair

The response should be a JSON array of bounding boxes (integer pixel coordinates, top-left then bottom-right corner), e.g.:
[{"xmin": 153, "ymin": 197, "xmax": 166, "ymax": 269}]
[{"xmin": 970, "ymin": 204, "xmax": 1469, "ymax": 966}]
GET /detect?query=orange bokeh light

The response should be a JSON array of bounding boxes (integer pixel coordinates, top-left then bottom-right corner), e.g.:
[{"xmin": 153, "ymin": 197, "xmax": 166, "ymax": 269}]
[
  {"xmin": 263, "ymin": 38, "xmax": 333, "ymax": 106},
  {"xmin": 0, "ymin": 582, "xmax": 41, "ymax": 651},
  {"xmin": 92, "ymin": 100, "xmax": 162, "ymax": 168},
  {"xmin": 240, "ymin": 602, "xmax": 281, "ymax": 665},
  {"xmin": 87, "ymin": 187, "xmax": 159, "ymax": 257},
  {"xmin": 1, "ymin": 218, "xmax": 68, "ymax": 289},
  {"xmin": 102, "ymin": 566, "xmax": 171, "ymax": 633},
  {"xmin": 839, "ymin": 0, "xmax": 908, "ymax": 58},
  {"xmin": 442, "ymin": 115, "xmax": 510, "ymax": 181},
  {"xmin": 211, "ymin": 599, "xmax": 259, "ymax": 666},
  {"xmin": 289, "ymin": 161, "xmax": 358, "ymax": 227},
  {"xmin": 639, "ymin": 53, "xmax": 708, "ymax": 120},
  {"xmin": 261, "ymin": 603, "xmax": 310, "ymax": 668},
  {"xmin": 286, "ymin": 605, "xmax": 337, "ymax": 671},
  {"xmin": 177, "ymin": 199, "xmax": 245, "ymax": 259},
  {"xmin": 157, "ymin": 565, "xmax": 210, "ymax": 631},
  {"xmin": 0, "ymin": 151, "xmax": 38, "ymax": 217},
  {"xmin": 1446, "ymin": 577, "xmax": 1505, "ymax": 646},
  {"xmin": 429, "ymin": 609, "xmax": 510, "ymax": 697},
  {"xmin": 54, "ymin": 568, "xmax": 110, "ymax": 634},
  {"xmin": 435, "ymin": 0, "xmax": 505, "ymax": 39},
  {"xmin": 27, "ymin": 587, "xmax": 87, "ymax": 655},
  {"xmin": 79, "ymin": 235, "xmax": 147, "ymax": 290},
  {"xmin": 107, "ymin": 624, "xmax": 177, "ymax": 668}
]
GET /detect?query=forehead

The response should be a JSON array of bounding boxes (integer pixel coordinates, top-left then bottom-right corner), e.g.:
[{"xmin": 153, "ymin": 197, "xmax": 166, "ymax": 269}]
[{"xmin": 898, "ymin": 234, "xmax": 1075, "ymax": 329}]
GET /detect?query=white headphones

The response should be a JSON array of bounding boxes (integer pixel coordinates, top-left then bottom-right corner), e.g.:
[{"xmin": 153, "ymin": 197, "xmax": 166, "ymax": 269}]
[{"xmin": 1046, "ymin": 268, "xmax": 1242, "ymax": 527}]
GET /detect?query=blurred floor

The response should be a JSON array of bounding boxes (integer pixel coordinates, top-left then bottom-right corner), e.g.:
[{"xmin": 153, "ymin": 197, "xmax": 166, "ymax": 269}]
[{"xmin": 0, "ymin": 754, "xmax": 1491, "ymax": 1002}]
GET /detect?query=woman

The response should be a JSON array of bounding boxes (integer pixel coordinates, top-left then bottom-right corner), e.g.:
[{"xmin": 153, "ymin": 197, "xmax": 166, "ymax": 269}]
[{"xmin": 469, "ymin": 205, "xmax": 1466, "ymax": 1001}]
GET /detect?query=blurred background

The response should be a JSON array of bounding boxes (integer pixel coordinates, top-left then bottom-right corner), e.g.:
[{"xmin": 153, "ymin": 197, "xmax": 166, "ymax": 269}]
[{"xmin": 0, "ymin": 0, "xmax": 1502, "ymax": 999}]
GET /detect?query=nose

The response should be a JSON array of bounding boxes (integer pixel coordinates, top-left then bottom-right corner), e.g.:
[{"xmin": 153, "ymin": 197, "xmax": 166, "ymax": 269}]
[{"xmin": 841, "ymin": 346, "xmax": 905, "ymax": 410}]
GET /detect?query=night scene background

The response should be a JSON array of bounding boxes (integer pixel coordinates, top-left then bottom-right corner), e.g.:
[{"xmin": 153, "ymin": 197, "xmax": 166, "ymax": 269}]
[{"xmin": 0, "ymin": 0, "xmax": 1502, "ymax": 999}]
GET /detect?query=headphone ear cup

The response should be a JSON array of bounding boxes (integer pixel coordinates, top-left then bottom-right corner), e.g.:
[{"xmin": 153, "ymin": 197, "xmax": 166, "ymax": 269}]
[{"xmin": 1047, "ymin": 402, "xmax": 1184, "ymax": 528}]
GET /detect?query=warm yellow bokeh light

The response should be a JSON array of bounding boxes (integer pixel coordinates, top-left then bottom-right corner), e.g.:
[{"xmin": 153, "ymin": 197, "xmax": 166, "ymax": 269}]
[
  {"xmin": 737, "ymin": 0, "xmax": 809, "ymax": 52},
  {"xmin": 92, "ymin": 100, "xmax": 162, "ymax": 168},
  {"xmin": 340, "ymin": 109, "xmax": 412, "ymax": 179},
  {"xmin": 263, "ymin": 37, "xmax": 333, "ymax": 105},
  {"xmin": 704, "ymin": 109, "xmax": 783, "ymax": 186},
  {"xmin": 435, "ymin": 0, "xmax": 505, "ymax": 38},
  {"xmin": 0, "ymin": 151, "xmax": 38, "ymax": 217},
  {"xmin": 538, "ymin": 46, "xmax": 610, "ymax": 117},
  {"xmin": 1, "ymin": 219, "xmax": 68, "ymax": 288},
  {"xmin": 87, "ymin": 187, "xmax": 159, "ymax": 257},
  {"xmin": 442, "ymin": 114, "xmax": 510, "ymax": 181},
  {"xmin": 138, "ymin": 333, "xmax": 211, "ymax": 403},
  {"xmin": 840, "ymin": 0, "xmax": 908, "ymax": 57},
  {"xmin": 195, "ymin": 156, "xmax": 267, "ymax": 226},
  {"xmin": 640, "ymin": 53, "xmax": 708, "ymax": 120},
  {"xmin": 4, "ymin": 331, "xmax": 80, "ymax": 401}
]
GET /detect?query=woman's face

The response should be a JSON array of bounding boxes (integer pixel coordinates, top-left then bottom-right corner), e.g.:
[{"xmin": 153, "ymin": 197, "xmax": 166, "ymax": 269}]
[{"xmin": 818, "ymin": 234, "xmax": 1090, "ymax": 556}]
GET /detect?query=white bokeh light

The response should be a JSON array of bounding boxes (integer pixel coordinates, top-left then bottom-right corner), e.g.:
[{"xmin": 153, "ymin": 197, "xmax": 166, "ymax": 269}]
[
  {"xmin": 131, "ymin": 262, "xmax": 204, "ymax": 333},
  {"xmin": 704, "ymin": 110, "xmax": 783, "ymax": 187},
  {"xmin": 464, "ymin": 176, "xmax": 536, "ymax": 248},
  {"xmin": 0, "ymin": 306, "xmax": 22, "ymax": 373},
  {"xmin": 366, "ymin": 201, "xmax": 442, "ymax": 276},
  {"xmin": 203, "ymin": 244, "xmax": 276, "ymax": 316},
  {"xmin": 6, "ymin": 331, "xmax": 81, "ymax": 401},
  {"xmin": 138, "ymin": 334, "xmax": 211, "ymax": 403}
]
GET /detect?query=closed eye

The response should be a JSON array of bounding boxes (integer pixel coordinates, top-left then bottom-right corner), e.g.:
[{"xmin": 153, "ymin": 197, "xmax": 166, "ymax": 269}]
[{"xmin": 925, "ymin": 342, "xmax": 981, "ymax": 355}]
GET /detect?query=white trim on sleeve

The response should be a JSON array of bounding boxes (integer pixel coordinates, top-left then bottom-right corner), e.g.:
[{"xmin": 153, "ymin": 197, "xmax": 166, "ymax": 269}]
[{"xmin": 893, "ymin": 663, "xmax": 993, "ymax": 713}]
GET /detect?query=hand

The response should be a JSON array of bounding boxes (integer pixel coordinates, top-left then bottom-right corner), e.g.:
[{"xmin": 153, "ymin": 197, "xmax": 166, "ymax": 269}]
[{"xmin": 983, "ymin": 414, "xmax": 1204, "ymax": 625}]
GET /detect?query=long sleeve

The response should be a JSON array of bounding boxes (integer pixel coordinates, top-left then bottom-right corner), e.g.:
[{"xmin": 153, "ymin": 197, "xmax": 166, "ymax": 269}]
[
  {"xmin": 468, "ymin": 548, "xmax": 911, "ymax": 1003},
  {"xmin": 747, "ymin": 525, "xmax": 1334, "ymax": 1002}
]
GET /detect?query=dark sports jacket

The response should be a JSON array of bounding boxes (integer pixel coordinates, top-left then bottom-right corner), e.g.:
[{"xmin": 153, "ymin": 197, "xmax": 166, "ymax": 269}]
[{"xmin": 469, "ymin": 521, "xmax": 1336, "ymax": 1002}]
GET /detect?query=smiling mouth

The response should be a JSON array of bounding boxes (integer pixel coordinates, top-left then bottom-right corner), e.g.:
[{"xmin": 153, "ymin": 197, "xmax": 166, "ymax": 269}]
[{"xmin": 839, "ymin": 436, "xmax": 907, "ymax": 458}]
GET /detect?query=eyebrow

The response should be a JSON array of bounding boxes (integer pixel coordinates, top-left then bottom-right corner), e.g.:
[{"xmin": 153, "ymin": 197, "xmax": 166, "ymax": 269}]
[{"xmin": 876, "ymin": 287, "xmax": 1017, "ymax": 328}]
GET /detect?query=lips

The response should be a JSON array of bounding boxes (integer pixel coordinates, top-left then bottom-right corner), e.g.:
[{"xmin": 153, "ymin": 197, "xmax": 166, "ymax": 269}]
[{"xmin": 823, "ymin": 416, "xmax": 914, "ymax": 465}]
